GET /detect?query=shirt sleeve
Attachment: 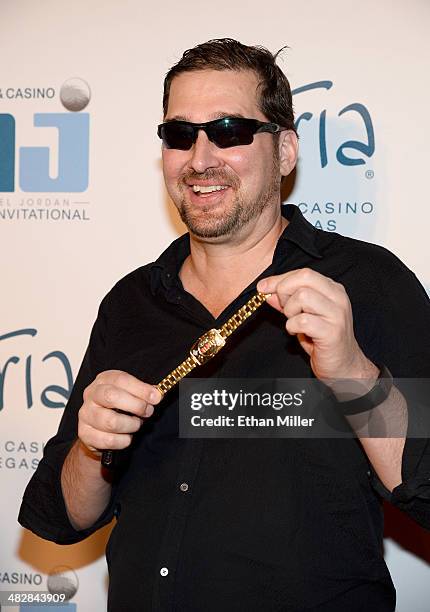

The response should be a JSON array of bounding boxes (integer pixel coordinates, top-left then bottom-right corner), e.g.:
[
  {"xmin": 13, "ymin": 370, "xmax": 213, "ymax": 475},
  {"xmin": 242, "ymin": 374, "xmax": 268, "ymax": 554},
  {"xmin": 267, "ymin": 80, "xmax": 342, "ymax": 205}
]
[
  {"xmin": 367, "ymin": 261, "xmax": 430, "ymax": 529},
  {"xmin": 369, "ymin": 438, "xmax": 430, "ymax": 530},
  {"xmin": 18, "ymin": 293, "xmax": 119, "ymax": 544}
]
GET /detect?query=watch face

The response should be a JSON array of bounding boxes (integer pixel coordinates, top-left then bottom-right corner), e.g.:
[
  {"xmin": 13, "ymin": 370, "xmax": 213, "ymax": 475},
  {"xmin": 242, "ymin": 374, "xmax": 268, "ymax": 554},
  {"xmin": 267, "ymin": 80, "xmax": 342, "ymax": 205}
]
[
  {"xmin": 190, "ymin": 329, "xmax": 226, "ymax": 364},
  {"xmin": 198, "ymin": 331, "xmax": 218, "ymax": 357}
]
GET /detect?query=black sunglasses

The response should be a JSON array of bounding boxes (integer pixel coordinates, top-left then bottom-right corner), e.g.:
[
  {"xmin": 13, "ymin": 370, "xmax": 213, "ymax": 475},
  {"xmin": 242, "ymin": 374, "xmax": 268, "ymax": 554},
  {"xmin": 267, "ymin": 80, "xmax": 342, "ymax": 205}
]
[{"xmin": 157, "ymin": 117, "xmax": 287, "ymax": 150}]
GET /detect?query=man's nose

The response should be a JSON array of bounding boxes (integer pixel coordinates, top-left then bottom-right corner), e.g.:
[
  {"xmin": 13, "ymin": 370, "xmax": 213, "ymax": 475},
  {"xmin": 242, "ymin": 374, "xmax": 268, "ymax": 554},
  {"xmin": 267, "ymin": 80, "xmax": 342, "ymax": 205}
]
[{"xmin": 187, "ymin": 129, "xmax": 222, "ymax": 173}]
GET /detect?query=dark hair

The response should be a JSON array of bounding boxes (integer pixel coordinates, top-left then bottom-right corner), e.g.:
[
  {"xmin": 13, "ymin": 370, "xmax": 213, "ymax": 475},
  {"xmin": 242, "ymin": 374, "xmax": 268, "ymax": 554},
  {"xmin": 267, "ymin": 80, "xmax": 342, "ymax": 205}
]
[{"xmin": 163, "ymin": 38, "xmax": 297, "ymax": 135}]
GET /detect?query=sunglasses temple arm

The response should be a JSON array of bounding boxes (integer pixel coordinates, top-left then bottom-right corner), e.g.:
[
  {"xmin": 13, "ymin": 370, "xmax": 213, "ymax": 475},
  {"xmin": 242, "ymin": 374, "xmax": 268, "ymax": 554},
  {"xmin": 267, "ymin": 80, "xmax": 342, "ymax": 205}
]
[{"xmin": 256, "ymin": 123, "xmax": 286, "ymax": 134}]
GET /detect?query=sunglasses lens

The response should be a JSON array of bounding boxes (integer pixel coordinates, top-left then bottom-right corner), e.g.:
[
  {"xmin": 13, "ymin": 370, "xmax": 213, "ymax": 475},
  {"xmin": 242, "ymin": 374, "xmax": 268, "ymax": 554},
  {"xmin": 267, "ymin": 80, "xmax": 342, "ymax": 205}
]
[
  {"xmin": 211, "ymin": 120, "xmax": 255, "ymax": 148},
  {"xmin": 160, "ymin": 123, "xmax": 195, "ymax": 150},
  {"xmin": 158, "ymin": 119, "xmax": 262, "ymax": 150}
]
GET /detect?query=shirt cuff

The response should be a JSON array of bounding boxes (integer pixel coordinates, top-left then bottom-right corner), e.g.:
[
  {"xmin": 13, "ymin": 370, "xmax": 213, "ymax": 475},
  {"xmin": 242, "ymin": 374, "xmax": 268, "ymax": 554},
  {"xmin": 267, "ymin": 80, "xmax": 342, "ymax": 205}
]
[
  {"xmin": 369, "ymin": 438, "xmax": 430, "ymax": 530},
  {"xmin": 18, "ymin": 439, "xmax": 117, "ymax": 544}
]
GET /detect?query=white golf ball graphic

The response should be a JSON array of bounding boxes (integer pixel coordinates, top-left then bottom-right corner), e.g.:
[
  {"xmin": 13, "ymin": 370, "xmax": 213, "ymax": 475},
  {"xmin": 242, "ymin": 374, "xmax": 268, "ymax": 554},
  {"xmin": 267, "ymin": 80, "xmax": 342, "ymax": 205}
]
[
  {"xmin": 60, "ymin": 78, "xmax": 91, "ymax": 111},
  {"xmin": 47, "ymin": 565, "xmax": 79, "ymax": 600}
]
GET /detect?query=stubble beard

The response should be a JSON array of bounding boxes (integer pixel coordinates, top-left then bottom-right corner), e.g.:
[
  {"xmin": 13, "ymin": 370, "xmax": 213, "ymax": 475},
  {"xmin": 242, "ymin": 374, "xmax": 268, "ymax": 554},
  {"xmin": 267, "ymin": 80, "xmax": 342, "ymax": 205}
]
[{"xmin": 176, "ymin": 148, "xmax": 281, "ymax": 239}]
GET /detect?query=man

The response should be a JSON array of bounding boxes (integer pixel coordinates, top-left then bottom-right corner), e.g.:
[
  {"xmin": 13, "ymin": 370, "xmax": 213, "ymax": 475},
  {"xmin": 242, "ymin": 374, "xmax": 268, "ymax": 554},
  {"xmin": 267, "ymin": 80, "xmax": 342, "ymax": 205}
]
[{"xmin": 19, "ymin": 39, "xmax": 430, "ymax": 611}]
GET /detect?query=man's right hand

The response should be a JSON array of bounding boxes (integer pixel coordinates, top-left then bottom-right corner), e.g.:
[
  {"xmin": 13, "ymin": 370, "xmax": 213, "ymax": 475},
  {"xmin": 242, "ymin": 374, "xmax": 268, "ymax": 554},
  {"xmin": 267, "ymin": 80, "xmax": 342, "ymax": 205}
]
[{"xmin": 78, "ymin": 370, "xmax": 162, "ymax": 454}]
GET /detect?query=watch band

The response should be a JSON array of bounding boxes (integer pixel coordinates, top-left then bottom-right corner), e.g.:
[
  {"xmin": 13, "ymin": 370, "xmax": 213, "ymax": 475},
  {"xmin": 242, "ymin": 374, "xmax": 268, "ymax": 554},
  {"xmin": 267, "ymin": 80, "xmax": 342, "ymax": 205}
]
[
  {"xmin": 338, "ymin": 364, "xmax": 393, "ymax": 416},
  {"xmin": 156, "ymin": 291, "xmax": 269, "ymax": 394},
  {"xmin": 101, "ymin": 291, "xmax": 270, "ymax": 468}
]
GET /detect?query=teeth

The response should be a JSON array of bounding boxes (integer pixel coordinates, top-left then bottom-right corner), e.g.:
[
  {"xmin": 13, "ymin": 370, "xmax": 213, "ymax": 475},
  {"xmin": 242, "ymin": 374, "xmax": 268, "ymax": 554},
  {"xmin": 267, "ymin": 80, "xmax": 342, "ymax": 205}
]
[{"xmin": 192, "ymin": 185, "xmax": 229, "ymax": 193}]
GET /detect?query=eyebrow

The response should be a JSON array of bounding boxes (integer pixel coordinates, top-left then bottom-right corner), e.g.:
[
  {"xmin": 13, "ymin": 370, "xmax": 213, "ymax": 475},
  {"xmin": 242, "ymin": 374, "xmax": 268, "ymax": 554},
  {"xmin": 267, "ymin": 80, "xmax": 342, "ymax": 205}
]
[{"xmin": 164, "ymin": 112, "xmax": 247, "ymax": 123}]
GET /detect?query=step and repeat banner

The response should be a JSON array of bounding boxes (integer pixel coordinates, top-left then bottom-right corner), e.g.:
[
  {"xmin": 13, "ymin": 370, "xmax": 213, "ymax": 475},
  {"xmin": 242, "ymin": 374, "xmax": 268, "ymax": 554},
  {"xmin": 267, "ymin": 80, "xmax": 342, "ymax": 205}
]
[{"xmin": 1, "ymin": 1, "xmax": 429, "ymax": 610}]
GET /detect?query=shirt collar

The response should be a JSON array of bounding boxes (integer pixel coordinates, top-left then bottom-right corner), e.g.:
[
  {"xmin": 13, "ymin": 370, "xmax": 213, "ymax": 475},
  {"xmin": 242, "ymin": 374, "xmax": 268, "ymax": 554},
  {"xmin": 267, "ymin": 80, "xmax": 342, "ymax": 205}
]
[
  {"xmin": 149, "ymin": 204, "xmax": 323, "ymax": 294},
  {"xmin": 278, "ymin": 204, "xmax": 323, "ymax": 259}
]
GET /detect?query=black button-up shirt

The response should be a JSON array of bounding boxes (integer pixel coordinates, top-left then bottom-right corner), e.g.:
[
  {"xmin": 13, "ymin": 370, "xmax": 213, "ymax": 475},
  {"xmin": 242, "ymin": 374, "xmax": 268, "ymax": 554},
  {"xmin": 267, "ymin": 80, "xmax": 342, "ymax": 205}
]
[{"xmin": 19, "ymin": 205, "xmax": 430, "ymax": 611}]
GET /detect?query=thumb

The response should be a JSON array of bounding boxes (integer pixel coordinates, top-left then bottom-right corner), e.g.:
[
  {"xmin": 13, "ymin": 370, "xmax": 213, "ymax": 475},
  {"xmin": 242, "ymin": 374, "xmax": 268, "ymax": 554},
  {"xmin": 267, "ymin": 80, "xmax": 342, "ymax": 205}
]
[{"xmin": 264, "ymin": 292, "xmax": 284, "ymax": 313}]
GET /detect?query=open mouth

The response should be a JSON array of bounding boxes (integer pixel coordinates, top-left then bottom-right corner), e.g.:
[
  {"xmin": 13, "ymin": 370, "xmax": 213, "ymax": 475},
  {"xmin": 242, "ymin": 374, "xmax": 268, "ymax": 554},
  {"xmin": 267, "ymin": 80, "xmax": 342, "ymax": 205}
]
[{"xmin": 188, "ymin": 184, "xmax": 231, "ymax": 200}]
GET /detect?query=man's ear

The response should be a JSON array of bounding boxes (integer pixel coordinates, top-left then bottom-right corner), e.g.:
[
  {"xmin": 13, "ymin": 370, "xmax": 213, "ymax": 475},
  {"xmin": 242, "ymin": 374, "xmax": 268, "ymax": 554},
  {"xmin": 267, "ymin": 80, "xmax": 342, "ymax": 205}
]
[{"xmin": 279, "ymin": 130, "xmax": 298, "ymax": 177}]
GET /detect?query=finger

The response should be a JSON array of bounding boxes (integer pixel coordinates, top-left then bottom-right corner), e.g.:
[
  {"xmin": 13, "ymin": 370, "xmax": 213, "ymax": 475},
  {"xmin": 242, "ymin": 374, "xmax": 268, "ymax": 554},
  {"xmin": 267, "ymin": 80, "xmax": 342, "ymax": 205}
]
[
  {"xmin": 283, "ymin": 287, "xmax": 338, "ymax": 320},
  {"xmin": 91, "ymin": 383, "xmax": 154, "ymax": 418},
  {"xmin": 95, "ymin": 370, "xmax": 162, "ymax": 405},
  {"xmin": 79, "ymin": 422, "xmax": 133, "ymax": 452},
  {"xmin": 258, "ymin": 268, "xmax": 340, "ymax": 302},
  {"xmin": 285, "ymin": 312, "xmax": 331, "ymax": 340},
  {"xmin": 257, "ymin": 270, "xmax": 295, "ymax": 294},
  {"xmin": 264, "ymin": 292, "xmax": 284, "ymax": 313},
  {"xmin": 80, "ymin": 402, "xmax": 144, "ymax": 435},
  {"xmin": 297, "ymin": 332, "xmax": 314, "ymax": 356}
]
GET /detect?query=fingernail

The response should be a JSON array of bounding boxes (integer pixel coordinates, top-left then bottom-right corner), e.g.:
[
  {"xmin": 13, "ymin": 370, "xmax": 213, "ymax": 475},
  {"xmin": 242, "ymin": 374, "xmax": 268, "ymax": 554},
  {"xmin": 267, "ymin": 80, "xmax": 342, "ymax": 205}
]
[
  {"xmin": 150, "ymin": 390, "xmax": 159, "ymax": 403},
  {"xmin": 258, "ymin": 280, "xmax": 267, "ymax": 291}
]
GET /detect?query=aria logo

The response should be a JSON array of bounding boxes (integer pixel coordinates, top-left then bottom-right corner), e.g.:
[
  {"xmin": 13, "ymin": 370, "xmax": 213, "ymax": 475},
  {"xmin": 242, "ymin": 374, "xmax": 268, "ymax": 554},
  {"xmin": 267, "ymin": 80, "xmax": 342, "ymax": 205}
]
[
  {"xmin": 0, "ymin": 78, "xmax": 90, "ymax": 193},
  {"xmin": 292, "ymin": 81, "xmax": 375, "ymax": 168}
]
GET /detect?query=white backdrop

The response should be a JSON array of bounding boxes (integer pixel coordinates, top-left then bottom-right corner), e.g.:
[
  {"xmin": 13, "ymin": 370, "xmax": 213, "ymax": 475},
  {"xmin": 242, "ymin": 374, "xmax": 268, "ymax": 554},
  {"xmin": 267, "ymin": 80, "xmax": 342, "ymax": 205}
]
[{"xmin": 1, "ymin": 1, "xmax": 429, "ymax": 610}]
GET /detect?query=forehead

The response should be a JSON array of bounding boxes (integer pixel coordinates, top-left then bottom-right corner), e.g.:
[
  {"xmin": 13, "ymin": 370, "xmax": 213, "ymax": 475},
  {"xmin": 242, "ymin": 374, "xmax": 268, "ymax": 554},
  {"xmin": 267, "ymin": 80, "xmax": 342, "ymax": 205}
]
[{"xmin": 166, "ymin": 69, "xmax": 265, "ymax": 122}]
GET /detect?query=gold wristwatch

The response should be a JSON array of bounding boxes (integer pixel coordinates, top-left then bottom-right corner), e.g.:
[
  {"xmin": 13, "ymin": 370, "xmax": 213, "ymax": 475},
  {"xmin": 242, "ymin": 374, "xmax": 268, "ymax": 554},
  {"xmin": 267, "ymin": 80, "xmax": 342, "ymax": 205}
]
[{"xmin": 101, "ymin": 291, "xmax": 270, "ymax": 467}]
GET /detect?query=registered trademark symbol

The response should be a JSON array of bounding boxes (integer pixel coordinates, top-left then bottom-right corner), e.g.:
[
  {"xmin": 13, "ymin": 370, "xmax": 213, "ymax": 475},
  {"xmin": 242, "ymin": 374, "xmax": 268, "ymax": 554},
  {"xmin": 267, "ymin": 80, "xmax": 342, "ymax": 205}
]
[{"xmin": 365, "ymin": 169, "xmax": 374, "ymax": 179}]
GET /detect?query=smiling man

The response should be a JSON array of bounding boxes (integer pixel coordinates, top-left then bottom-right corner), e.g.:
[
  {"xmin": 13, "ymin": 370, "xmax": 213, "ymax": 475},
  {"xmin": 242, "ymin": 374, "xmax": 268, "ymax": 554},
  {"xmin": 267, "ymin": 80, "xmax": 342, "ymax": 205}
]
[
  {"xmin": 19, "ymin": 39, "xmax": 430, "ymax": 611},
  {"xmin": 161, "ymin": 66, "xmax": 297, "ymax": 318},
  {"xmin": 162, "ymin": 69, "xmax": 290, "ymax": 243}
]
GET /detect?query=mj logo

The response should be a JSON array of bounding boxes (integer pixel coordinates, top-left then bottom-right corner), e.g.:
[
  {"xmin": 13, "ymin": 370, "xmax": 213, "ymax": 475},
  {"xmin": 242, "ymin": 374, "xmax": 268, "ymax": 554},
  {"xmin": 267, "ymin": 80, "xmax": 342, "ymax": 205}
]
[{"xmin": 0, "ymin": 112, "xmax": 89, "ymax": 192}]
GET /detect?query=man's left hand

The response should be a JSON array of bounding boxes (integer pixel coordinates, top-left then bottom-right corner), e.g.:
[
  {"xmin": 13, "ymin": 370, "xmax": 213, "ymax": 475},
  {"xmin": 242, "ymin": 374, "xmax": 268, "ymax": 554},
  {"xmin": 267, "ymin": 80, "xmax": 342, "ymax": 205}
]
[{"xmin": 257, "ymin": 268, "xmax": 378, "ymax": 381}]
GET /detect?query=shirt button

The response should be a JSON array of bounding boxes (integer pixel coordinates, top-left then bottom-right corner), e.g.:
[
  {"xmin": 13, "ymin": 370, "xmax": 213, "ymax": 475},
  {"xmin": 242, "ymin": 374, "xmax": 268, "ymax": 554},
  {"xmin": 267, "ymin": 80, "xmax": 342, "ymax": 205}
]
[
  {"xmin": 160, "ymin": 567, "xmax": 169, "ymax": 577},
  {"xmin": 180, "ymin": 482, "xmax": 189, "ymax": 492}
]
